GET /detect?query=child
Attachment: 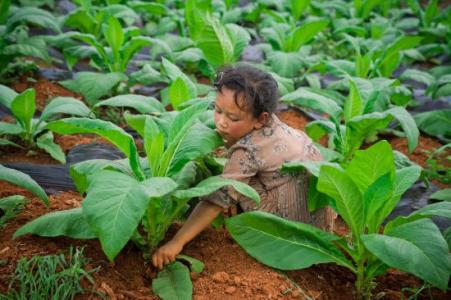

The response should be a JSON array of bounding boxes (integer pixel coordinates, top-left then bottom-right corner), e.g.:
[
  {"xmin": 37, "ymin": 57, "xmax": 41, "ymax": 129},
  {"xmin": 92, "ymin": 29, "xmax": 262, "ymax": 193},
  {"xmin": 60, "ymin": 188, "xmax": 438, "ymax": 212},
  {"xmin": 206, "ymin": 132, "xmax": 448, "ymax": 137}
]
[{"xmin": 152, "ymin": 64, "xmax": 336, "ymax": 269}]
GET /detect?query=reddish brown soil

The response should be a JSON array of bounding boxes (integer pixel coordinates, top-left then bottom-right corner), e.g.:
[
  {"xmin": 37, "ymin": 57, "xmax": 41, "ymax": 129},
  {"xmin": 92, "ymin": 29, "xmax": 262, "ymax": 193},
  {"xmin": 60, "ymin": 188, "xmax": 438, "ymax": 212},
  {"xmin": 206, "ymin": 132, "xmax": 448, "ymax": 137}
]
[
  {"xmin": 1, "ymin": 182, "xmax": 449, "ymax": 300},
  {"xmin": 390, "ymin": 136, "xmax": 446, "ymax": 167},
  {"xmin": 9, "ymin": 73, "xmax": 82, "ymax": 111}
]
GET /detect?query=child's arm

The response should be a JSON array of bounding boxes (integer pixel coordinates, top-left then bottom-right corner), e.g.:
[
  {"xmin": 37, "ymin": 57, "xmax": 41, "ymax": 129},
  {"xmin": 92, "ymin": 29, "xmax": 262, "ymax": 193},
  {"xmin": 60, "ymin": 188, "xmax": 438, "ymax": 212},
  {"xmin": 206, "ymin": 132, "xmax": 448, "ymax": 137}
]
[{"xmin": 152, "ymin": 201, "xmax": 223, "ymax": 270}]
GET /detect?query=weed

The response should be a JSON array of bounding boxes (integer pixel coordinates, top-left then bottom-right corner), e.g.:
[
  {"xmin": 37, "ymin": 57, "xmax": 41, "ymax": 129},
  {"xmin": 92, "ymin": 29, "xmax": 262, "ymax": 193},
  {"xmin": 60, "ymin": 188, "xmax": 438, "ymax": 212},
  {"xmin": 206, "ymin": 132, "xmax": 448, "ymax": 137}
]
[{"xmin": 0, "ymin": 247, "xmax": 98, "ymax": 300}]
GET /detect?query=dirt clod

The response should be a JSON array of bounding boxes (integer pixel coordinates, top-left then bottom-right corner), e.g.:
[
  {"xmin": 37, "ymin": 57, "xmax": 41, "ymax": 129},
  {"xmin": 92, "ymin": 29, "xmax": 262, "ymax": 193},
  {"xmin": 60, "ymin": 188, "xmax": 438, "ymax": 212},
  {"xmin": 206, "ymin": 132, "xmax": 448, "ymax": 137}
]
[
  {"xmin": 212, "ymin": 271, "xmax": 229, "ymax": 283},
  {"xmin": 225, "ymin": 286, "xmax": 236, "ymax": 294}
]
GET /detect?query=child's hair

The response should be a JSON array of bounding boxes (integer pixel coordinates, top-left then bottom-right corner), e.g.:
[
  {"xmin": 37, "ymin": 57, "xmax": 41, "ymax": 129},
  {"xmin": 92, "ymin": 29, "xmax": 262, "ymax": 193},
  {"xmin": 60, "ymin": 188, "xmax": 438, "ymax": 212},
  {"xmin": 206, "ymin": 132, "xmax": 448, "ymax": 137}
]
[{"xmin": 213, "ymin": 64, "xmax": 279, "ymax": 118}]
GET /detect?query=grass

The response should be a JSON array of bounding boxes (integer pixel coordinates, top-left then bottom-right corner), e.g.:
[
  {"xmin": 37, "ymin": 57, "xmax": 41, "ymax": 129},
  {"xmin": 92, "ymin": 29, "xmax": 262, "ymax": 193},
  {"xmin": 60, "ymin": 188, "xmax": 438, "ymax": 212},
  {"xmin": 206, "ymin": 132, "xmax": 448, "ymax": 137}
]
[{"xmin": 0, "ymin": 247, "xmax": 99, "ymax": 300}]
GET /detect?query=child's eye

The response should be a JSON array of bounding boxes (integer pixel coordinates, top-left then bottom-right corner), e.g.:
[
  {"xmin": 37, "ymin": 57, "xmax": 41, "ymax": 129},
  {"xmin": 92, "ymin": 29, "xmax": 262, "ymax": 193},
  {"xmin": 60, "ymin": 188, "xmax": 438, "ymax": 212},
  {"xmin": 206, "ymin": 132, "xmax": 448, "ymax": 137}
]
[{"xmin": 229, "ymin": 116, "xmax": 239, "ymax": 122}]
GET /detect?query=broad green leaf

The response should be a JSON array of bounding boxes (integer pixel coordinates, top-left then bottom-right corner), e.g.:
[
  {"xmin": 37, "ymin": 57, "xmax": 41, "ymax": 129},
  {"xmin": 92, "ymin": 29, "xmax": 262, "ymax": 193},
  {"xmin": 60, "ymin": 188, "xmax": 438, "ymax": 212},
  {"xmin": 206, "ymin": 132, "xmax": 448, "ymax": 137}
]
[
  {"xmin": 286, "ymin": 19, "xmax": 329, "ymax": 52},
  {"xmin": 344, "ymin": 80, "xmax": 363, "ymax": 122},
  {"xmin": 95, "ymin": 94, "xmax": 164, "ymax": 114},
  {"xmin": 70, "ymin": 159, "xmax": 112, "ymax": 194},
  {"xmin": 345, "ymin": 140, "xmax": 394, "ymax": 193},
  {"xmin": 10, "ymin": 89, "xmax": 35, "ymax": 134},
  {"xmin": 6, "ymin": 6, "xmax": 60, "ymax": 33},
  {"xmin": 130, "ymin": 1, "xmax": 168, "ymax": 16},
  {"xmin": 281, "ymin": 88, "xmax": 342, "ymax": 119},
  {"xmin": 168, "ymin": 77, "xmax": 191, "ymax": 110},
  {"xmin": 414, "ymin": 110, "xmax": 451, "ymax": 138},
  {"xmin": 0, "ymin": 139, "xmax": 23, "ymax": 148},
  {"xmin": 166, "ymin": 122, "xmax": 222, "ymax": 177},
  {"xmin": 176, "ymin": 255, "xmax": 204, "ymax": 273},
  {"xmin": 1, "ymin": 36, "xmax": 49, "ymax": 61},
  {"xmin": 430, "ymin": 189, "xmax": 451, "ymax": 202},
  {"xmin": 317, "ymin": 166, "xmax": 364, "ymax": 236},
  {"xmin": 0, "ymin": 122, "xmax": 23, "ymax": 135},
  {"xmin": 290, "ymin": 0, "xmax": 310, "ymax": 20},
  {"xmin": 400, "ymin": 69, "xmax": 435, "ymax": 87},
  {"xmin": 305, "ymin": 120, "xmax": 335, "ymax": 142},
  {"xmin": 174, "ymin": 175, "xmax": 260, "ymax": 204},
  {"xmin": 161, "ymin": 58, "xmax": 197, "ymax": 100},
  {"xmin": 65, "ymin": 9, "xmax": 97, "ymax": 35},
  {"xmin": 60, "ymin": 72, "xmax": 127, "ymax": 106},
  {"xmin": 364, "ymin": 173, "xmax": 393, "ymax": 233},
  {"xmin": 36, "ymin": 131, "xmax": 66, "ymax": 164},
  {"xmin": 268, "ymin": 51, "xmax": 303, "ymax": 78},
  {"xmin": 345, "ymin": 112, "xmax": 392, "ymax": 159},
  {"xmin": 0, "ymin": 84, "xmax": 18, "ymax": 109},
  {"xmin": 379, "ymin": 36, "xmax": 422, "ymax": 77},
  {"xmin": 196, "ymin": 13, "xmax": 234, "ymax": 67},
  {"xmin": 14, "ymin": 208, "xmax": 96, "ymax": 239},
  {"xmin": 226, "ymin": 211, "xmax": 352, "ymax": 270},
  {"xmin": 124, "ymin": 111, "xmax": 146, "ymax": 138},
  {"xmin": 103, "ymin": 16, "xmax": 124, "ymax": 63},
  {"xmin": 144, "ymin": 118, "xmax": 164, "ymax": 177},
  {"xmin": 120, "ymin": 37, "xmax": 162, "ymax": 72},
  {"xmin": 185, "ymin": 0, "xmax": 212, "ymax": 41},
  {"xmin": 83, "ymin": 171, "xmax": 177, "ymax": 260},
  {"xmin": 225, "ymin": 23, "xmax": 251, "ymax": 61},
  {"xmin": 392, "ymin": 166, "xmax": 422, "ymax": 200},
  {"xmin": 40, "ymin": 97, "xmax": 93, "ymax": 121},
  {"xmin": 0, "ymin": 164, "xmax": 48, "ymax": 205},
  {"xmin": 362, "ymin": 219, "xmax": 450, "ymax": 290},
  {"xmin": 386, "ymin": 107, "xmax": 419, "ymax": 153},
  {"xmin": 152, "ymin": 261, "xmax": 192, "ymax": 300},
  {"xmin": 46, "ymin": 118, "xmax": 143, "ymax": 180}
]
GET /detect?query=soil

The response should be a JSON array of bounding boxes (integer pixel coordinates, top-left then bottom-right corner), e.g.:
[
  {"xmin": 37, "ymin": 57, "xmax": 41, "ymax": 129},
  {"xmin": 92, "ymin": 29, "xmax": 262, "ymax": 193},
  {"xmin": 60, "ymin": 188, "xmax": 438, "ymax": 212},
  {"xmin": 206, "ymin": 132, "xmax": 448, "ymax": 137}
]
[
  {"xmin": 1, "ymin": 183, "xmax": 449, "ymax": 300},
  {"xmin": 9, "ymin": 73, "xmax": 82, "ymax": 111},
  {"xmin": 0, "ymin": 134, "xmax": 110, "ymax": 165}
]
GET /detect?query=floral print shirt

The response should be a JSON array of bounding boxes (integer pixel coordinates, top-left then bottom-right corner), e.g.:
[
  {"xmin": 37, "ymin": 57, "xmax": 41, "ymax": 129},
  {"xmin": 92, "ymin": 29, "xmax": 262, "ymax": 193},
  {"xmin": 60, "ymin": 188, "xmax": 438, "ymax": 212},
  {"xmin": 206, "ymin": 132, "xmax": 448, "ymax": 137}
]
[{"xmin": 202, "ymin": 115, "xmax": 335, "ymax": 231}]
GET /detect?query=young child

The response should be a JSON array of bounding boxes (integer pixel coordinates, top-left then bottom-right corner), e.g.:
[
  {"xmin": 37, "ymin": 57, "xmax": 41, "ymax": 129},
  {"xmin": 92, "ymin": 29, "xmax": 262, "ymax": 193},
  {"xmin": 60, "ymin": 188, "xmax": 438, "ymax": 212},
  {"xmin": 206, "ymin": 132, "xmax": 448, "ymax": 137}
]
[{"xmin": 152, "ymin": 64, "xmax": 336, "ymax": 269}]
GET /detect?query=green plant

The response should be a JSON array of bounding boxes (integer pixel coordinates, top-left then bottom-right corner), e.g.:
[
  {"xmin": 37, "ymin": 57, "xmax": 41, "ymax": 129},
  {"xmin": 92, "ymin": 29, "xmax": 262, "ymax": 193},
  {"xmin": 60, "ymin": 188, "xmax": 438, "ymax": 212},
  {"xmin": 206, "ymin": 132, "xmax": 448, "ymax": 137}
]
[
  {"xmin": 282, "ymin": 79, "xmax": 419, "ymax": 162},
  {"xmin": 0, "ymin": 247, "xmax": 98, "ymax": 300},
  {"xmin": 0, "ymin": 0, "xmax": 59, "ymax": 82},
  {"xmin": 0, "ymin": 85, "xmax": 93, "ymax": 163},
  {"xmin": 423, "ymin": 143, "xmax": 451, "ymax": 185},
  {"xmin": 14, "ymin": 102, "xmax": 259, "ymax": 299},
  {"xmin": 226, "ymin": 140, "xmax": 451, "ymax": 299},
  {"xmin": 0, "ymin": 195, "xmax": 27, "ymax": 227}
]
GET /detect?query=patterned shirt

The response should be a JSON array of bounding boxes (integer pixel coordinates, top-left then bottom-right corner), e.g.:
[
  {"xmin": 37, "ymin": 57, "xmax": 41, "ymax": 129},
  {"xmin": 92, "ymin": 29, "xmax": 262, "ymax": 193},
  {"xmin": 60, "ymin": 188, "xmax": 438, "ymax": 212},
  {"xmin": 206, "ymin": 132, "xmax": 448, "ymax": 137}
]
[{"xmin": 202, "ymin": 115, "xmax": 335, "ymax": 231}]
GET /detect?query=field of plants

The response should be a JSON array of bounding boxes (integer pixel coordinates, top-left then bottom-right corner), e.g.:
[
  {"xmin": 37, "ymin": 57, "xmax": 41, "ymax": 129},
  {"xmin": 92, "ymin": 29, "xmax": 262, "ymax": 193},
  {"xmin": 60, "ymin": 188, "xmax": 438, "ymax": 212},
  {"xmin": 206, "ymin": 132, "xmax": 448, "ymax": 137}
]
[{"xmin": 0, "ymin": 0, "xmax": 450, "ymax": 299}]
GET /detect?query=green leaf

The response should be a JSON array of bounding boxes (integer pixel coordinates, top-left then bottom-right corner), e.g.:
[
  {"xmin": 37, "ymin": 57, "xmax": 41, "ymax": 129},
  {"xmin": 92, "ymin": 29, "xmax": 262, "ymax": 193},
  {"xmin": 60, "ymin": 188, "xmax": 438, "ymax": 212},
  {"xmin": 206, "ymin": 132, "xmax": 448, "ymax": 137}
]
[
  {"xmin": 14, "ymin": 208, "xmax": 96, "ymax": 239},
  {"xmin": 268, "ymin": 51, "xmax": 304, "ymax": 78},
  {"xmin": 196, "ymin": 13, "xmax": 234, "ymax": 67},
  {"xmin": 225, "ymin": 23, "xmax": 251, "ymax": 61},
  {"xmin": 152, "ymin": 261, "xmax": 192, "ymax": 300},
  {"xmin": 317, "ymin": 166, "xmax": 364, "ymax": 236},
  {"xmin": 0, "ymin": 84, "xmax": 18, "ymax": 109},
  {"xmin": 69, "ymin": 159, "xmax": 112, "ymax": 194},
  {"xmin": 281, "ymin": 88, "xmax": 342, "ymax": 119},
  {"xmin": 412, "ymin": 202, "xmax": 451, "ymax": 219},
  {"xmin": 168, "ymin": 77, "xmax": 191, "ymax": 110},
  {"xmin": 392, "ymin": 166, "xmax": 421, "ymax": 200},
  {"xmin": 226, "ymin": 211, "xmax": 352, "ymax": 270},
  {"xmin": 10, "ymin": 89, "xmax": 35, "ymax": 134},
  {"xmin": 2, "ymin": 36, "xmax": 49, "ymax": 61},
  {"xmin": 161, "ymin": 58, "xmax": 197, "ymax": 100},
  {"xmin": 6, "ymin": 6, "xmax": 60, "ymax": 33},
  {"xmin": 414, "ymin": 110, "xmax": 451, "ymax": 138},
  {"xmin": 379, "ymin": 36, "xmax": 422, "ymax": 77},
  {"xmin": 46, "ymin": 117, "xmax": 143, "ymax": 180},
  {"xmin": 344, "ymin": 80, "xmax": 363, "ymax": 122},
  {"xmin": 95, "ymin": 94, "xmax": 164, "ymax": 114},
  {"xmin": 36, "ymin": 131, "xmax": 66, "ymax": 164},
  {"xmin": 0, "ymin": 138, "xmax": 23, "ymax": 148},
  {"xmin": 0, "ymin": 0, "xmax": 10, "ymax": 25},
  {"xmin": 83, "ymin": 171, "xmax": 177, "ymax": 260},
  {"xmin": 364, "ymin": 173, "xmax": 393, "ymax": 233},
  {"xmin": 0, "ymin": 122, "xmax": 23, "ymax": 135},
  {"xmin": 174, "ymin": 175, "xmax": 260, "ymax": 204},
  {"xmin": 290, "ymin": 0, "xmax": 310, "ymax": 20},
  {"xmin": 362, "ymin": 219, "xmax": 450, "ymax": 291},
  {"xmin": 281, "ymin": 161, "xmax": 341, "ymax": 177},
  {"xmin": 286, "ymin": 19, "xmax": 329, "ymax": 52},
  {"xmin": 386, "ymin": 107, "xmax": 419, "ymax": 153},
  {"xmin": 0, "ymin": 164, "xmax": 48, "ymax": 205},
  {"xmin": 103, "ymin": 16, "xmax": 124, "ymax": 63},
  {"xmin": 400, "ymin": 69, "xmax": 435, "ymax": 87},
  {"xmin": 40, "ymin": 97, "xmax": 93, "ymax": 121},
  {"xmin": 430, "ymin": 189, "xmax": 451, "ymax": 202},
  {"xmin": 345, "ymin": 140, "xmax": 394, "ymax": 193},
  {"xmin": 60, "ymin": 72, "xmax": 127, "ymax": 106},
  {"xmin": 176, "ymin": 254, "xmax": 204, "ymax": 273}
]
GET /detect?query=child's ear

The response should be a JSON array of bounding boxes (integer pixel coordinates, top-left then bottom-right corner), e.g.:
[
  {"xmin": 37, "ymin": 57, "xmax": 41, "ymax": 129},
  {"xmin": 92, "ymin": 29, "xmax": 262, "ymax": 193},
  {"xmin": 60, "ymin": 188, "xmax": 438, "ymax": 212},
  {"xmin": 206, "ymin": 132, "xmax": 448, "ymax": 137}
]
[{"xmin": 254, "ymin": 112, "xmax": 270, "ymax": 129}]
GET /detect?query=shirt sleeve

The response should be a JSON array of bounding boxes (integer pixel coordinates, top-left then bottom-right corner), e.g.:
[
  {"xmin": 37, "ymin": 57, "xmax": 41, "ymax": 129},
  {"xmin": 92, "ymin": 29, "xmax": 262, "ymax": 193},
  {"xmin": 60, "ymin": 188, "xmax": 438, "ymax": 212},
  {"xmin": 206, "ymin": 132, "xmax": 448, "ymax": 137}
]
[{"xmin": 200, "ymin": 147, "xmax": 258, "ymax": 209}]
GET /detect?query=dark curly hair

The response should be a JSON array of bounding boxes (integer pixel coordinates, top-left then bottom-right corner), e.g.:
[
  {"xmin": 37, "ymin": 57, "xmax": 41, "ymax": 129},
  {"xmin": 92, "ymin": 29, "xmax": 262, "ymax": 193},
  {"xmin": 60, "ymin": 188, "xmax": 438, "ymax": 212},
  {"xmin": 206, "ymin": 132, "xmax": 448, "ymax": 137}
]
[{"xmin": 213, "ymin": 64, "xmax": 279, "ymax": 118}]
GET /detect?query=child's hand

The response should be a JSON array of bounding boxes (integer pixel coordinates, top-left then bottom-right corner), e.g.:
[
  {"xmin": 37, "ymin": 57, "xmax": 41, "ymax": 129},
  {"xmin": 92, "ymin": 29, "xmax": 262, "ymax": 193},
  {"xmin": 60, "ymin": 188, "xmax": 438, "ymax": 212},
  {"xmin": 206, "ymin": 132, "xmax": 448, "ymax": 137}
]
[{"xmin": 152, "ymin": 239, "xmax": 183, "ymax": 270}]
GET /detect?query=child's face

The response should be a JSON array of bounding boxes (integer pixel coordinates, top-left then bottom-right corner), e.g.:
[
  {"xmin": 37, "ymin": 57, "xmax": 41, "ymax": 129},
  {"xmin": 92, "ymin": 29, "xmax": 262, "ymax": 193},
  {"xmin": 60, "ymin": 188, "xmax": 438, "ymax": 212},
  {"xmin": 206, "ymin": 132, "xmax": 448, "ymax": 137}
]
[{"xmin": 214, "ymin": 87, "xmax": 266, "ymax": 146}]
